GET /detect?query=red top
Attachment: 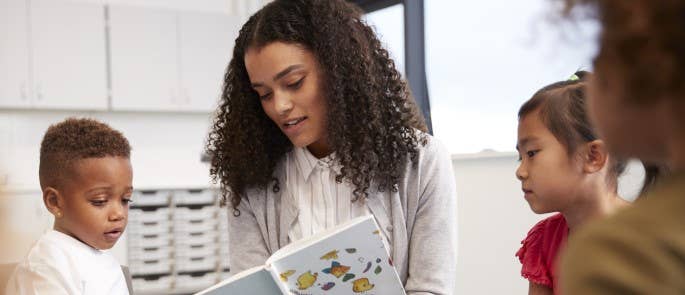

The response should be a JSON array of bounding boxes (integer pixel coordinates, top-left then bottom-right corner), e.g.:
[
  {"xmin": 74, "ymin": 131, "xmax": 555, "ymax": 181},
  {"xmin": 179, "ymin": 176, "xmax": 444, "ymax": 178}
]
[{"xmin": 516, "ymin": 213, "xmax": 569, "ymax": 295}]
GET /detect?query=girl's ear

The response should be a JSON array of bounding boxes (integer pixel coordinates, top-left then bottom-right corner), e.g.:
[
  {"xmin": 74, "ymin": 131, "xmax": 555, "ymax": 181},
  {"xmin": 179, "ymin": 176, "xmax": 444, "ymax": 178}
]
[
  {"xmin": 43, "ymin": 187, "xmax": 65, "ymax": 218},
  {"xmin": 583, "ymin": 139, "xmax": 609, "ymax": 174}
]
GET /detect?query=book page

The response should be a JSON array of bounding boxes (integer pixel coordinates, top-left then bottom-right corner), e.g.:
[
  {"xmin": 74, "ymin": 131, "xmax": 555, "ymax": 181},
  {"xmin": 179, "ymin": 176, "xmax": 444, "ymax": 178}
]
[
  {"xmin": 268, "ymin": 216, "xmax": 405, "ymax": 295},
  {"xmin": 194, "ymin": 265, "xmax": 281, "ymax": 295}
]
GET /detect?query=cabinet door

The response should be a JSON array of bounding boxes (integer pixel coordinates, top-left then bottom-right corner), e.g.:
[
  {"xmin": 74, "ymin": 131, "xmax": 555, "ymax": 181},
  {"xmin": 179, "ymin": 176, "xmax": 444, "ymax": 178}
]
[
  {"xmin": 178, "ymin": 12, "xmax": 239, "ymax": 112},
  {"xmin": 0, "ymin": 0, "xmax": 31, "ymax": 108},
  {"xmin": 30, "ymin": 0, "xmax": 108, "ymax": 110},
  {"xmin": 109, "ymin": 5, "xmax": 180, "ymax": 111}
]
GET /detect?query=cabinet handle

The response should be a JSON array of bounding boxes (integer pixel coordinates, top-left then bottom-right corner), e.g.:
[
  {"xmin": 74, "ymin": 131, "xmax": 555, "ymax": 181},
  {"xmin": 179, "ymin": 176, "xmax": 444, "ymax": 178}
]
[
  {"xmin": 36, "ymin": 83, "xmax": 43, "ymax": 100},
  {"xmin": 170, "ymin": 88, "xmax": 177, "ymax": 104},
  {"xmin": 183, "ymin": 88, "xmax": 190, "ymax": 104},
  {"xmin": 20, "ymin": 83, "xmax": 28, "ymax": 100}
]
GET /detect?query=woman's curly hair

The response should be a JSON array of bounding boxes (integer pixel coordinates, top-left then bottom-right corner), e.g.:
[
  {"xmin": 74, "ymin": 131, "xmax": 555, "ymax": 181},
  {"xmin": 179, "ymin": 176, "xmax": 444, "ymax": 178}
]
[{"xmin": 206, "ymin": 0, "xmax": 427, "ymax": 213}]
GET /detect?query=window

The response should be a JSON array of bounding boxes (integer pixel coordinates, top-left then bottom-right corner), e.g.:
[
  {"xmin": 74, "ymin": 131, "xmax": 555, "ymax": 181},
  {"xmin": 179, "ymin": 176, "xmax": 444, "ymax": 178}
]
[{"xmin": 425, "ymin": 0, "xmax": 599, "ymax": 153}]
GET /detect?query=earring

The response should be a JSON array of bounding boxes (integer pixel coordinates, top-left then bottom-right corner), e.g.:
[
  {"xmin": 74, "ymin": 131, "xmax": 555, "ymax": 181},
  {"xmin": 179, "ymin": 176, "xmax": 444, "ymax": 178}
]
[{"xmin": 55, "ymin": 211, "xmax": 62, "ymax": 218}]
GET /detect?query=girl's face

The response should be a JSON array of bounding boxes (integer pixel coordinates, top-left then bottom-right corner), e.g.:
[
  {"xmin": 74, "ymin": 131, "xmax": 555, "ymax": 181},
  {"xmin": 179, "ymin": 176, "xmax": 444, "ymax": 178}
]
[
  {"xmin": 244, "ymin": 42, "xmax": 330, "ymax": 158},
  {"xmin": 516, "ymin": 110, "xmax": 585, "ymax": 214}
]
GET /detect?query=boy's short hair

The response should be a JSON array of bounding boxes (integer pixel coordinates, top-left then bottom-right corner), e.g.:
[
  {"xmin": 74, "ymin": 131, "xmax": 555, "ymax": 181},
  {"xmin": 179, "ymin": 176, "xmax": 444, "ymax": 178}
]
[{"xmin": 39, "ymin": 118, "xmax": 131, "ymax": 190}]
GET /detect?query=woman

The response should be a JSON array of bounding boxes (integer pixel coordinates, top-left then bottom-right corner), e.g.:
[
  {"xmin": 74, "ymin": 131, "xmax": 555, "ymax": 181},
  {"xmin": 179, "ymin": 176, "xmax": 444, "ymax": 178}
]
[{"xmin": 205, "ymin": 0, "xmax": 458, "ymax": 293}]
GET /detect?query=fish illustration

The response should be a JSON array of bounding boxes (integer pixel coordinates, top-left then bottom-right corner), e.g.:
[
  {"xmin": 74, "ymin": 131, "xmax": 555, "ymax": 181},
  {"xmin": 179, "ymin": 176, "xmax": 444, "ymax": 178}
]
[
  {"xmin": 296, "ymin": 271, "xmax": 318, "ymax": 290},
  {"xmin": 352, "ymin": 278, "xmax": 375, "ymax": 293},
  {"xmin": 320, "ymin": 250, "xmax": 339, "ymax": 260},
  {"xmin": 280, "ymin": 270, "xmax": 296, "ymax": 282},
  {"xmin": 321, "ymin": 282, "xmax": 335, "ymax": 290},
  {"xmin": 342, "ymin": 273, "xmax": 356, "ymax": 282},
  {"xmin": 322, "ymin": 261, "xmax": 351, "ymax": 278}
]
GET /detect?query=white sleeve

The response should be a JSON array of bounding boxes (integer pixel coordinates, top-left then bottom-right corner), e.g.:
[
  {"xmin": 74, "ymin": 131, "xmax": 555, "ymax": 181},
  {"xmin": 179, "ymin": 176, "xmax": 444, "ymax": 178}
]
[{"xmin": 5, "ymin": 262, "xmax": 77, "ymax": 295}]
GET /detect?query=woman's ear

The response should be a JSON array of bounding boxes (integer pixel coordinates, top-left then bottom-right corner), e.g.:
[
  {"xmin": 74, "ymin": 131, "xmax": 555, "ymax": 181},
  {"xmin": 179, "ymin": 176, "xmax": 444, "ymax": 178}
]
[
  {"xmin": 43, "ymin": 187, "xmax": 64, "ymax": 218},
  {"xmin": 583, "ymin": 139, "xmax": 609, "ymax": 174}
]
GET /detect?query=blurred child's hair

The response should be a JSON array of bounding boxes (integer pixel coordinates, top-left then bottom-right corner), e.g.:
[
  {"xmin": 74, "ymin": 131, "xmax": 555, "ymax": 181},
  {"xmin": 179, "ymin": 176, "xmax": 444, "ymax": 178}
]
[
  {"xmin": 39, "ymin": 118, "xmax": 131, "ymax": 190},
  {"xmin": 563, "ymin": 0, "xmax": 685, "ymax": 106},
  {"xmin": 639, "ymin": 162, "xmax": 669, "ymax": 196},
  {"xmin": 518, "ymin": 71, "xmax": 627, "ymax": 187}
]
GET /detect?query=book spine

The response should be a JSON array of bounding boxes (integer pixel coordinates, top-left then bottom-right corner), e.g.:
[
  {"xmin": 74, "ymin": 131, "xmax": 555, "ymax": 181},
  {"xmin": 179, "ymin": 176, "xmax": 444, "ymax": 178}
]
[{"xmin": 266, "ymin": 263, "xmax": 291, "ymax": 295}]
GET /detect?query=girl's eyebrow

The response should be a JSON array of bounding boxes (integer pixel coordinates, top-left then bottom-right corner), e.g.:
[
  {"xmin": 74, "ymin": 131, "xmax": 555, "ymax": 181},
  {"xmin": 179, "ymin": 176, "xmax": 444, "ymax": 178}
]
[{"xmin": 516, "ymin": 136, "xmax": 539, "ymax": 150}]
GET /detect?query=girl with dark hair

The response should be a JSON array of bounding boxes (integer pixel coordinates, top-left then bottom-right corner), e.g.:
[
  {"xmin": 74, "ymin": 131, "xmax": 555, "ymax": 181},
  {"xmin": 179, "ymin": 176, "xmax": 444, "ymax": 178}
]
[
  {"xmin": 205, "ymin": 0, "xmax": 457, "ymax": 293},
  {"xmin": 515, "ymin": 71, "xmax": 633, "ymax": 295}
]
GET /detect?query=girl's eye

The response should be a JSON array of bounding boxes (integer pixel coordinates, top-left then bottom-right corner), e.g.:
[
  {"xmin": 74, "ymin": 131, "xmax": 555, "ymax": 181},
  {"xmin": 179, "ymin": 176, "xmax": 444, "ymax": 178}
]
[
  {"xmin": 527, "ymin": 150, "xmax": 539, "ymax": 158},
  {"xmin": 259, "ymin": 92, "xmax": 272, "ymax": 100}
]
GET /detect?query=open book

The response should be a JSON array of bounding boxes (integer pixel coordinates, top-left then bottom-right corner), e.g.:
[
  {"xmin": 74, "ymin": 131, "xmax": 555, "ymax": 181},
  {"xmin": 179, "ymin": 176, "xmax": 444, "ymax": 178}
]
[{"xmin": 195, "ymin": 215, "xmax": 405, "ymax": 295}]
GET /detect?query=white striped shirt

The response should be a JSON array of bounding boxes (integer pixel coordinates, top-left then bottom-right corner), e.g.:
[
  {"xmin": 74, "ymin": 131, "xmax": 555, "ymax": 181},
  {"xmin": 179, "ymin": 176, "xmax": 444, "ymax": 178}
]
[{"xmin": 285, "ymin": 147, "xmax": 370, "ymax": 241}]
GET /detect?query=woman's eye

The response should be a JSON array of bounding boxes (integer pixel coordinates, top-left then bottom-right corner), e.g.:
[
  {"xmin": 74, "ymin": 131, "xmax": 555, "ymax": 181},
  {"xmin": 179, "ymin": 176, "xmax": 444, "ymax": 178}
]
[{"xmin": 287, "ymin": 78, "xmax": 304, "ymax": 89}]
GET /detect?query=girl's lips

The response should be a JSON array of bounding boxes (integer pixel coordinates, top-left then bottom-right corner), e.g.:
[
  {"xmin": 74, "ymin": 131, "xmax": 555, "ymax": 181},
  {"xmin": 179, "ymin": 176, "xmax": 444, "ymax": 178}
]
[{"xmin": 522, "ymin": 189, "xmax": 533, "ymax": 198}]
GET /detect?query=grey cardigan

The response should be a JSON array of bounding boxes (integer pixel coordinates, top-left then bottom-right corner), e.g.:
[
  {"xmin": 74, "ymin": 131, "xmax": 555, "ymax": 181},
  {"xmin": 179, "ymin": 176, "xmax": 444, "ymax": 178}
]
[{"xmin": 226, "ymin": 135, "xmax": 458, "ymax": 295}]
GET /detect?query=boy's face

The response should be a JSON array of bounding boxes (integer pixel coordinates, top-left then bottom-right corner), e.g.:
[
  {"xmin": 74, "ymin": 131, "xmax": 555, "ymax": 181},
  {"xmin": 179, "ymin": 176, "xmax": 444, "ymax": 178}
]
[{"xmin": 54, "ymin": 156, "xmax": 133, "ymax": 250}]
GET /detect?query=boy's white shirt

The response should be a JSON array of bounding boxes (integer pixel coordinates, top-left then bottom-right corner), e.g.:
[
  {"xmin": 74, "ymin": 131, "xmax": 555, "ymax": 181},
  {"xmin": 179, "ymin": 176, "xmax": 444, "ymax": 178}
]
[{"xmin": 6, "ymin": 229, "xmax": 129, "ymax": 295}]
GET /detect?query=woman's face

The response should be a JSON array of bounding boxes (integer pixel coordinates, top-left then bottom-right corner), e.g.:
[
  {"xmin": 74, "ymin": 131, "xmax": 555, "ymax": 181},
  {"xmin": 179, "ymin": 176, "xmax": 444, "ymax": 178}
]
[{"xmin": 244, "ymin": 42, "xmax": 330, "ymax": 158}]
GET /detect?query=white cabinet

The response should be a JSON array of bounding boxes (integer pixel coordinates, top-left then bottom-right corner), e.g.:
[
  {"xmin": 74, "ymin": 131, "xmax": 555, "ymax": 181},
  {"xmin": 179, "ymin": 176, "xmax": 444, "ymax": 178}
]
[
  {"xmin": 0, "ymin": 0, "xmax": 108, "ymax": 110},
  {"xmin": 30, "ymin": 0, "xmax": 108, "ymax": 110},
  {"xmin": 109, "ymin": 6, "xmax": 179, "ymax": 111},
  {"xmin": 0, "ymin": 0, "xmax": 31, "ymax": 108},
  {"xmin": 109, "ymin": 5, "xmax": 237, "ymax": 112},
  {"xmin": 178, "ymin": 13, "xmax": 237, "ymax": 112}
]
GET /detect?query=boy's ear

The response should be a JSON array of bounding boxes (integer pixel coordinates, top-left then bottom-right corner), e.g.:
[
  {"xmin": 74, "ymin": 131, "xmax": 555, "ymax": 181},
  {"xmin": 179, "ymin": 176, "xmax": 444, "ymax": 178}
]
[
  {"xmin": 583, "ymin": 140, "xmax": 609, "ymax": 174},
  {"xmin": 43, "ymin": 187, "xmax": 64, "ymax": 218}
]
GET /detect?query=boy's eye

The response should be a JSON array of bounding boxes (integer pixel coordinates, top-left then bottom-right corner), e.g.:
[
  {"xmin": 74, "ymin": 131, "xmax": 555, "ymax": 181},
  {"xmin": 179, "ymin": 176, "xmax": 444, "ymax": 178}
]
[
  {"xmin": 90, "ymin": 200, "xmax": 107, "ymax": 207},
  {"xmin": 122, "ymin": 198, "xmax": 133, "ymax": 205}
]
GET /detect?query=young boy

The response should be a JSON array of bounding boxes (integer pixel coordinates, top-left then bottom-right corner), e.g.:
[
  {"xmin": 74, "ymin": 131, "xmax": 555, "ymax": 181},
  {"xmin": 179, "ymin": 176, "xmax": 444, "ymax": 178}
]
[{"xmin": 6, "ymin": 118, "xmax": 133, "ymax": 294}]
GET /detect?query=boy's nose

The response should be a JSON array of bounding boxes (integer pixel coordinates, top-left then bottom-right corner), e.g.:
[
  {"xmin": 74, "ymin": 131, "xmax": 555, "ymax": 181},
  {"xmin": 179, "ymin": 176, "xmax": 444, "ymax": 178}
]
[{"xmin": 109, "ymin": 204, "xmax": 126, "ymax": 221}]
